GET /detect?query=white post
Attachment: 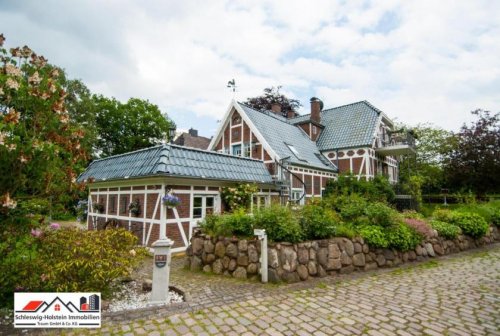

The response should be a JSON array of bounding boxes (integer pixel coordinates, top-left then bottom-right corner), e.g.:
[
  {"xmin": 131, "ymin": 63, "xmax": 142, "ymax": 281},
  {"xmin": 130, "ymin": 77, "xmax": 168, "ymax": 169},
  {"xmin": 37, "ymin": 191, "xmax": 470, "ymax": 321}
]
[
  {"xmin": 254, "ymin": 229, "xmax": 268, "ymax": 283},
  {"xmin": 150, "ymin": 238, "xmax": 173, "ymax": 304},
  {"xmin": 150, "ymin": 185, "xmax": 173, "ymax": 304}
]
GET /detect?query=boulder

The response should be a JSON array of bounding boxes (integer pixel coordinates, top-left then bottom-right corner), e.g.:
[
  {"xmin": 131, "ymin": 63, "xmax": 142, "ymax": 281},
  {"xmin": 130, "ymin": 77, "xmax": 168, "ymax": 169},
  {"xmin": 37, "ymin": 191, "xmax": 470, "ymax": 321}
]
[
  {"xmin": 364, "ymin": 263, "xmax": 378, "ymax": 271},
  {"xmin": 268, "ymin": 268, "xmax": 280, "ymax": 283},
  {"xmin": 328, "ymin": 243, "xmax": 341, "ymax": 259},
  {"xmin": 203, "ymin": 265, "xmax": 212, "ymax": 273},
  {"xmin": 248, "ymin": 245, "xmax": 259, "ymax": 263},
  {"xmin": 317, "ymin": 265, "xmax": 327, "ymax": 277},
  {"xmin": 190, "ymin": 256, "xmax": 202, "ymax": 271},
  {"xmin": 383, "ymin": 250, "xmax": 395, "ymax": 260},
  {"xmin": 309, "ymin": 248, "xmax": 316, "ymax": 260},
  {"xmin": 226, "ymin": 243, "xmax": 238, "ymax": 258},
  {"xmin": 376, "ymin": 254, "xmax": 386, "ymax": 266},
  {"xmin": 317, "ymin": 248, "xmax": 328, "ymax": 267},
  {"xmin": 206, "ymin": 253, "xmax": 215, "ymax": 264},
  {"xmin": 433, "ymin": 244, "xmax": 444, "ymax": 256},
  {"xmin": 233, "ymin": 267, "xmax": 247, "ymax": 279},
  {"xmin": 340, "ymin": 251, "xmax": 352, "ymax": 266},
  {"xmin": 408, "ymin": 251, "xmax": 417, "ymax": 260},
  {"xmin": 204, "ymin": 240, "xmax": 215, "ymax": 254},
  {"xmin": 228, "ymin": 259, "xmax": 237, "ymax": 272},
  {"xmin": 282, "ymin": 272, "xmax": 300, "ymax": 283},
  {"xmin": 280, "ymin": 247, "xmax": 298, "ymax": 272},
  {"xmin": 247, "ymin": 263, "xmax": 258, "ymax": 275},
  {"xmin": 327, "ymin": 258, "xmax": 342, "ymax": 271},
  {"xmin": 339, "ymin": 265, "xmax": 354, "ymax": 274},
  {"xmin": 307, "ymin": 261, "xmax": 317, "ymax": 275},
  {"xmin": 238, "ymin": 240, "xmax": 248, "ymax": 252},
  {"xmin": 215, "ymin": 241, "xmax": 226, "ymax": 258},
  {"xmin": 237, "ymin": 254, "xmax": 249, "ymax": 266},
  {"xmin": 212, "ymin": 259, "xmax": 223, "ymax": 274},
  {"xmin": 354, "ymin": 242, "xmax": 362, "ymax": 253},
  {"xmin": 297, "ymin": 265, "xmax": 309, "ymax": 281},
  {"xmin": 222, "ymin": 256, "xmax": 230, "ymax": 269},
  {"xmin": 344, "ymin": 239, "xmax": 355, "ymax": 256},
  {"xmin": 352, "ymin": 253, "xmax": 366, "ymax": 267},
  {"xmin": 298, "ymin": 248, "xmax": 309, "ymax": 264},
  {"xmin": 268, "ymin": 248, "xmax": 279, "ymax": 268},
  {"xmin": 192, "ymin": 238, "xmax": 204, "ymax": 255}
]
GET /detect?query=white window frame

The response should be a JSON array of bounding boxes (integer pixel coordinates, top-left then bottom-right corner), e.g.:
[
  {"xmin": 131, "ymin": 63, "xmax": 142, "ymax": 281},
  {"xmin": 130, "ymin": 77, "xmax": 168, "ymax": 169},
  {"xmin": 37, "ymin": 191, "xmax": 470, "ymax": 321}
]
[
  {"xmin": 192, "ymin": 194, "xmax": 216, "ymax": 221},
  {"xmin": 232, "ymin": 144, "xmax": 242, "ymax": 156}
]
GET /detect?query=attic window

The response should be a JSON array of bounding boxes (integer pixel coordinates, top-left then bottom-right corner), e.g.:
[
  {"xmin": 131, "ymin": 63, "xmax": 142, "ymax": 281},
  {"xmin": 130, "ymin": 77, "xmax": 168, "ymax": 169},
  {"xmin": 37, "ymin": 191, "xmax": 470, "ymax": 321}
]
[{"xmin": 286, "ymin": 143, "xmax": 307, "ymax": 162}]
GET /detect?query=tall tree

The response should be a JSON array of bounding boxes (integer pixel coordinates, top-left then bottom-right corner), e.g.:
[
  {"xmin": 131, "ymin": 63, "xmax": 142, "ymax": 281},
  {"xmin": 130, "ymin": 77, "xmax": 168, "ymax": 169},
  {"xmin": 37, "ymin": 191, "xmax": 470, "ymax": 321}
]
[
  {"xmin": 0, "ymin": 35, "xmax": 89, "ymax": 211},
  {"xmin": 444, "ymin": 109, "xmax": 500, "ymax": 195},
  {"xmin": 245, "ymin": 86, "xmax": 302, "ymax": 116},
  {"xmin": 93, "ymin": 95, "xmax": 173, "ymax": 157}
]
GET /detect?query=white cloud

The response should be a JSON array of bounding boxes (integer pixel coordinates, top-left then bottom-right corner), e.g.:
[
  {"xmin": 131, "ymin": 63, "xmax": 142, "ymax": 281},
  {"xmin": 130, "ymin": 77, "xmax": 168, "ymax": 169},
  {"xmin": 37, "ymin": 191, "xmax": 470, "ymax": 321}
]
[{"xmin": 0, "ymin": 0, "xmax": 498, "ymax": 133}]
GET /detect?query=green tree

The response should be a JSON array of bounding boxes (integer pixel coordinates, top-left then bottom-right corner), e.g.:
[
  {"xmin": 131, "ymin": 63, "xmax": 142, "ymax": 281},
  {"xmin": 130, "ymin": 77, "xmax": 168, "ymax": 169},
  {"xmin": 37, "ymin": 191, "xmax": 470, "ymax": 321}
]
[
  {"xmin": 399, "ymin": 123, "xmax": 456, "ymax": 194},
  {"xmin": 444, "ymin": 109, "xmax": 500, "ymax": 195},
  {"xmin": 93, "ymin": 95, "xmax": 173, "ymax": 157}
]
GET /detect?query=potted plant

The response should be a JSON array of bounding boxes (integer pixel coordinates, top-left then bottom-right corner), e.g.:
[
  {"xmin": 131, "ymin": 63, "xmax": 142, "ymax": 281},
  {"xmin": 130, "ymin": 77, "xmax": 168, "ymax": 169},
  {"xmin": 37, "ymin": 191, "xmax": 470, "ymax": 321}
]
[
  {"xmin": 162, "ymin": 193, "xmax": 180, "ymax": 209},
  {"xmin": 128, "ymin": 199, "xmax": 141, "ymax": 217}
]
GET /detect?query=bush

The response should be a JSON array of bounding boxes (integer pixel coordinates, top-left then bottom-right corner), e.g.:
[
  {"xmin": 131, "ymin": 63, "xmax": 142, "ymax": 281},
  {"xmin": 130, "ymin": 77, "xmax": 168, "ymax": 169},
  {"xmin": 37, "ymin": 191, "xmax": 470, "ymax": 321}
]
[
  {"xmin": 0, "ymin": 226, "xmax": 142, "ymax": 308},
  {"xmin": 329, "ymin": 193, "xmax": 368, "ymax": 221},
  {"xmin": 324, "ymin": 173, "xmax": 395, "ymax": 202},
  {"xmin": 254, "ymin": 205, "xmax": 303, "ymax": 243},
  {"xmin": 365, "ymin": 202, "xmax": 400, "ymax": 227},
  {"xmin": 430, "ymin": 220, "xmax": 461, "ymax": 239},
  {"xmin": 335, "ymin": 223, "xmax": 357, "ymax": 239},
  {"xmin": 403, "ymin": 218, "xmax": 435, "ymax": 238},
  {"xmin": 358, "ymin": 225, "xmax": 388, "ymax": 248},
  {"xmin": 432, "ymin": 209, "xmax": 455, "ymax": 223},
  {"xmin": 450, "ymin": 212, "xmax": 489, "ymax": 238},
  {"xmin": 386, "ymin": 223, "xmax": 423, "ymax": 251},
  {"xmin": 402, "ymin": 210, "xmax": 425, "ymax": 220},
  {"xmin": 200, "ymin": 210, "xmax": 254, "ymax": 237},
  {"xmin": 300, "ymin": 203, "xmax": 341, "ymax": 239},
  {"xmin": 492, "ymin": 208, "xmax": 500, "ymax": 226}
]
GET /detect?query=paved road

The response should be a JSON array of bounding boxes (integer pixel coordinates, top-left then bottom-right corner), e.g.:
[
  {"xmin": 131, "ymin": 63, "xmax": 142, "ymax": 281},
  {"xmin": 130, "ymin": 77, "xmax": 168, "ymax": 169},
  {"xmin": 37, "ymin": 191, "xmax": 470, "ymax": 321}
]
[{"xmin": 78, "ymin": 244, "xmax": 500, "ymax": 336}]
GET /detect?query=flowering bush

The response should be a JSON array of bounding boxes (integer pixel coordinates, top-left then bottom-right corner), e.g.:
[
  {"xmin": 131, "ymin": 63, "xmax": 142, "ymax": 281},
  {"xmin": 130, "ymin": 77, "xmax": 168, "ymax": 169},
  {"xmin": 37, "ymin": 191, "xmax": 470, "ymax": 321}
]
[
  {"xmin": 162, "ymin": 193, "xmax": 180, "ymax": 207},
  {"xmin": 403, "ymin": 218, "xmax": 436, "ymax": 238},
  {"xmin": 221, "ymin": 183, "xmax": 258, "ymax": 211}
]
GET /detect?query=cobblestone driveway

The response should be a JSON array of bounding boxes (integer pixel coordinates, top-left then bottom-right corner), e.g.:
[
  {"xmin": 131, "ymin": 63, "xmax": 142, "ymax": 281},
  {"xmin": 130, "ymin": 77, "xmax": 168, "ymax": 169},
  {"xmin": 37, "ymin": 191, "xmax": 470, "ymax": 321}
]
[{"xmin": 71, "ymin": 244, "xmax": 500, "ymax": 336}]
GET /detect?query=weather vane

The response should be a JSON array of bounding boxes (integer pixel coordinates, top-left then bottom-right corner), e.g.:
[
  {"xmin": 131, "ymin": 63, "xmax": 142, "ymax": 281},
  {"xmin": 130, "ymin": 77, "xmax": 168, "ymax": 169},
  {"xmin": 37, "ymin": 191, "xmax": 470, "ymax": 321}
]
[{"xmin": 227, "ymin": 79, "xmax": 237, "ymax": 97}]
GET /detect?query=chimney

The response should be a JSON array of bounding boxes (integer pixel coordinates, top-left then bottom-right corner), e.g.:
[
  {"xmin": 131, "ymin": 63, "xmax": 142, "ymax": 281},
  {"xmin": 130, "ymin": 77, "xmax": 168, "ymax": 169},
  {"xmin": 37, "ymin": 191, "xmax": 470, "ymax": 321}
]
[
  {"xmin": 310, "ymin": 97, "xmax": 322, "ymax": 123},
  {"xmin": 271, "ymin": 103, "xmax": 282, "ymax": 115},
  {"xmin": 287, "ymin": 109, "xmax": 296, "ymax": 119},
  {"xmin": 188, "ymin": 128, "xmax": 198, "ymax": 137}
]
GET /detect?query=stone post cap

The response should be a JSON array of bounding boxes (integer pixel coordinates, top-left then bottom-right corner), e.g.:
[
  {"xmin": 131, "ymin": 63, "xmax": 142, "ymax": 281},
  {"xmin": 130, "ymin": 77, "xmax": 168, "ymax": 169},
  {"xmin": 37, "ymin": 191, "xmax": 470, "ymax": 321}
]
[{"xmin": 152, "ymin": 238, "xmax": 174, "ymax": 247}]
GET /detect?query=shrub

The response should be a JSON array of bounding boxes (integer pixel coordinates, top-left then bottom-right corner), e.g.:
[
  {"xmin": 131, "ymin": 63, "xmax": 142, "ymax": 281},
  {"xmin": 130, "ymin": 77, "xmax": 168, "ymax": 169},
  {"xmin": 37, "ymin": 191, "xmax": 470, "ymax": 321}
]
[
  {"xmin": 253, "ymin": 205, "xmax": 303, "ymax": 243},
  {"xmin": 330, "ymin": 193, "xmax": 368, "ymax": 221},
  {"xmin": 200, "ymin": 210, "xmax": 254, "ymax": 237},
  {"xmin": 335, "ymin": 223, "xmax": 357, "ymax": 239},
  {"xmin": 432, "ymin": 209, "xmax": 455, "ymax": 223},
  {"xmin": 365, "ymin": 202, "xmax": 400, "ymax": 227},
  {"xmin": 430, "ymin": 220, "xmax": 461, "ymax": 239},
  {"xmin": 300, "ymin": 203, "xmax": 340, "ymax": 239},
  {"xmin": 358, "ymin": 225, "xmax": 388, "ymax": 248},
  {"xmin": 0, "ymin": 227, "xmax": 142, "ymax": 308},
  {"xmin": 492, "ymin": 208, "xmax": 500, "ymax": 226},
  {"xmin": 402, "ymin": 210, "xmax": 425, "ymax": 220},
  {"xmin": 450, "ymin": 212, "xmax": 489, "ymax": 238},
  {"xmin": 386, "ymin": 223, "xmax": 423, "ymax": 251},
  {"xmin": 403, "ymin": 218, "xmax": 435, "ymax": 238},
  {"xmin": 324, "ymin": 173, "xmax": 395, "ymax": 202}
]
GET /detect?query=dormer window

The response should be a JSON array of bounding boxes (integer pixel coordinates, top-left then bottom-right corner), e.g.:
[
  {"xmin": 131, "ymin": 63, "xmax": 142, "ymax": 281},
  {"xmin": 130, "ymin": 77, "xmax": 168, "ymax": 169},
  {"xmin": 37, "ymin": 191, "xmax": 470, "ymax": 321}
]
[{"xmin": 232, "ymin": 115, "xmax": 241, "ymax": 125}]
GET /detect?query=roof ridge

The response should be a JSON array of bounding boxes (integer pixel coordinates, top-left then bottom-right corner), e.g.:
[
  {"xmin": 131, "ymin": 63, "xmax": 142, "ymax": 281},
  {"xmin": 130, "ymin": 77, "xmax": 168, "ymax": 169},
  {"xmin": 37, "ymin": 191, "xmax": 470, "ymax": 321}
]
[
  {"xmin": 238, "ymin": 102, "xmax": 293, "ymax": 125},
  {"xmin": 168, "ymin": 143, "xmax": 266, "ymax": 163},
  {"xmin": 91, "ymin": 144, "xmax": 166, "ymax": 163}
]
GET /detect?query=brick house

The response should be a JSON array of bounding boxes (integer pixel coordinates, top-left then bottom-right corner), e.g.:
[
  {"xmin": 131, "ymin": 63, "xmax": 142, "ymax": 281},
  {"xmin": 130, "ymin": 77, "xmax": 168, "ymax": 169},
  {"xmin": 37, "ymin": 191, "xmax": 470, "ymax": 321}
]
[
  {"xmin": 173, "ymin": 128, "xmax": 211, "ymax": 150},
  {"xmin": 209, "ymin": 98, "xmax": 415, "ymax": 203},
  {"xmin": 77, "ymin": 145, "xmax": 277, "ymax": 252}
]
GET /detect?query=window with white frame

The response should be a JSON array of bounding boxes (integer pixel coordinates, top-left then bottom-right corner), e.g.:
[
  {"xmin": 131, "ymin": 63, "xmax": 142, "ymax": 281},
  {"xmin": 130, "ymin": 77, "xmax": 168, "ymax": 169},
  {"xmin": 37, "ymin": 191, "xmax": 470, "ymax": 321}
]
[
  {"xmin": 232, "ymin": 144, "xmax": 242, "ymax": 156},
  {"xmin": 252, "ymin": 195, "xmax": 268, "ymax": 211},
  {"xmin": 192, "ymin": 195, "xmax": 216, "ymax": 219},
  {"xmin": 244, "ymin": 143, "xmax": 251, "ymax": 157}
]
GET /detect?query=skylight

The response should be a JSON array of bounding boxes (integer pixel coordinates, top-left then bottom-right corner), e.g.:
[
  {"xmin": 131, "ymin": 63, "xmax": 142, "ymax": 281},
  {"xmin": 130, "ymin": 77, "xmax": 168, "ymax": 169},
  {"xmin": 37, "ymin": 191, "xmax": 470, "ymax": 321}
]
[{"xmin": 286, "ymin": 143, "xmax": 307, "ymax": 162}]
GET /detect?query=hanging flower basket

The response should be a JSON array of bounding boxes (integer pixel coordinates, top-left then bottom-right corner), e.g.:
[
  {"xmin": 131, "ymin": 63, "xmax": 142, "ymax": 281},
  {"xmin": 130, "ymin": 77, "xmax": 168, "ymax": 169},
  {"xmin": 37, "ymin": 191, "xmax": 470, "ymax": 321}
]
[
  {"xmin": 128, "ymin": 199, "xmax": 141, "ymax": 217},
  {"xmin": 162, "ymin": 193, "xmax": 180, "ymax": 208}
]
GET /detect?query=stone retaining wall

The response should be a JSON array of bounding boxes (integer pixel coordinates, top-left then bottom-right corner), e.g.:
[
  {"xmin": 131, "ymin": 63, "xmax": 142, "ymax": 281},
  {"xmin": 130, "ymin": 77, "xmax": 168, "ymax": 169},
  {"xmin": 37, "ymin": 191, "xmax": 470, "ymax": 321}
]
[{"xmin": 186, "ymin": 225, "xmax": 499, "ymax": 282}]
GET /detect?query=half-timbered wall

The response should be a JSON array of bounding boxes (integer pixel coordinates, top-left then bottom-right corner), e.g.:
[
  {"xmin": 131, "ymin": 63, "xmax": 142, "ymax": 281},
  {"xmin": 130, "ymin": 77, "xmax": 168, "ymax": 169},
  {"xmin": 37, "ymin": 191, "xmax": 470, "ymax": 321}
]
[
  {"xmin": 323, "ymin": 148, "xmax": 398, "ymax": 183},
  {"xmin": 87, "ymin": 182, "xmax": 277, "ymax": 252}
]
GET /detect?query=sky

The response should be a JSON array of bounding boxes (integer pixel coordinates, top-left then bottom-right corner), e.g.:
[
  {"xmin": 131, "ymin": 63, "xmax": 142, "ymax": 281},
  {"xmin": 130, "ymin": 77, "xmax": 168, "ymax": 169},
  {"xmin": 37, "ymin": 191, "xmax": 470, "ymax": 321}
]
[{"xmin": 1, "ymin": 0, "xmax": 499, "ymax": 137}]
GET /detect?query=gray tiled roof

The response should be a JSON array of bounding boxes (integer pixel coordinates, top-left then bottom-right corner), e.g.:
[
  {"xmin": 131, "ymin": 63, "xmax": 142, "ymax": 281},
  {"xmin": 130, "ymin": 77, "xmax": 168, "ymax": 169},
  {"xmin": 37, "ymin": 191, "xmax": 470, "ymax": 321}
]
[
  {"xmin": 77, "ymin": 144, "xmax": 274, "ymax": 183},
  {"xmin": 289, "ymin": 101, "xmax": 380, "ymax": 151},
  {"xmin": 238, "ymin": 103, "xmax": 337, "ymax": 172}
]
